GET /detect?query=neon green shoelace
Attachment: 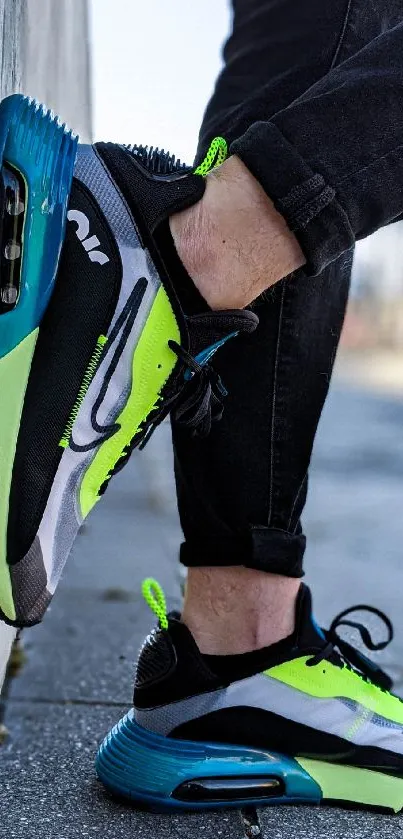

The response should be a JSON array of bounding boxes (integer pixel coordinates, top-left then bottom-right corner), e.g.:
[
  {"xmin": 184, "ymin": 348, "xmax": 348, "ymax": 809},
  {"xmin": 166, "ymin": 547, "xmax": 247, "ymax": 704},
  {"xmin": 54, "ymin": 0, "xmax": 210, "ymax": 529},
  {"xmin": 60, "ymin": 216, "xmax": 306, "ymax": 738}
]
[{"xmin": 194, "ymin": 136, "xmax": 228, "ymax": 176}]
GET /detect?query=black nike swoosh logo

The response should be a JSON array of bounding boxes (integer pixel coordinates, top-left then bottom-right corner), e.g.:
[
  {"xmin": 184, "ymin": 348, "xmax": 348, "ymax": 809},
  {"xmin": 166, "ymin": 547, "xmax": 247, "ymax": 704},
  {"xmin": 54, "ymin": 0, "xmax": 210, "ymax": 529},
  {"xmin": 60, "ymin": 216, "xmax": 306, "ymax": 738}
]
[{"xmin": 70, "ymin": 277, "xmax": 148, "ymax": 452}]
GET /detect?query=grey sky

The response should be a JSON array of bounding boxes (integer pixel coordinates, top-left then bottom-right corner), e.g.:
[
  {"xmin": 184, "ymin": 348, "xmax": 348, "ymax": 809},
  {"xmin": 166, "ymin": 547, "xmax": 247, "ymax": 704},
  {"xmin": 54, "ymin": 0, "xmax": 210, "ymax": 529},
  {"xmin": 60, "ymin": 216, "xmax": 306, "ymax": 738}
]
[{"xmin": 90, "ymin": 0, "xmax": 230, "ymax": 163}]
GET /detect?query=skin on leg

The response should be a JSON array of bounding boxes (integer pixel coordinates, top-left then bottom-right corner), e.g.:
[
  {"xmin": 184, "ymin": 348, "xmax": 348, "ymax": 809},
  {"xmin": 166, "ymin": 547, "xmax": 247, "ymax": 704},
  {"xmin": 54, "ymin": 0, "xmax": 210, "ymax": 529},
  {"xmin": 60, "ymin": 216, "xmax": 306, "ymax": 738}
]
[
  {"xmin": 182, "ymin": 567, "xmax": 300, "ymax": 654},
  {"xmin": 170, "ymin": 155, "xmax": 306, "ymax": 311}
]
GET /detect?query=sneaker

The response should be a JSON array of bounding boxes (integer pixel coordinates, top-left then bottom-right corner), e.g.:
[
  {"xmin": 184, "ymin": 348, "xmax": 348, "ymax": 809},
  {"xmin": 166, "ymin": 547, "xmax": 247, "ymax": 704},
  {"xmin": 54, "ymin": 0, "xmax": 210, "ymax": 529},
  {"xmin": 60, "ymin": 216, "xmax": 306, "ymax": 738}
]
[
  {"xmin": 0, "ymin": 94, "xmax": 258, "ymax": 627},
  {"xmin": 96, "ymin": 579, "xmax": 403, "ymax": 813}
]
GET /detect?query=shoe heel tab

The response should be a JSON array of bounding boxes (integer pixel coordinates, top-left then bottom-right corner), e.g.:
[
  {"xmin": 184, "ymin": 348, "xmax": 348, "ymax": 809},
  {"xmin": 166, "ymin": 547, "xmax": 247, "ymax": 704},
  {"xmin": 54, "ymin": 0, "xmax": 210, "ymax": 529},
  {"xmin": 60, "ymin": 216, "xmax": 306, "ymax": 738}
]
[
  {"xmin": 194, "ymin": 137, "xmax": 228, "ymax": 175},
  {"xmin": 142, "ymin": 578, "xmax": 168, "ymax": 630},
  {"xmin": 134, "ymin": 617, "xmax": 221, "ymax": 708}
]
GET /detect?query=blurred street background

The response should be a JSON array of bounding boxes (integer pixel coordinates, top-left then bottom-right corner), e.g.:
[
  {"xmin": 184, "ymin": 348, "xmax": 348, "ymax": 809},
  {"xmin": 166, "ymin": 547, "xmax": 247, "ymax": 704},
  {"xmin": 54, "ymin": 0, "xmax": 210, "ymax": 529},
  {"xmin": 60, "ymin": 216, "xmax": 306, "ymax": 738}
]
[{"xmin": 1, "ymin": 1, "xmax": 403, "ymax": 837}]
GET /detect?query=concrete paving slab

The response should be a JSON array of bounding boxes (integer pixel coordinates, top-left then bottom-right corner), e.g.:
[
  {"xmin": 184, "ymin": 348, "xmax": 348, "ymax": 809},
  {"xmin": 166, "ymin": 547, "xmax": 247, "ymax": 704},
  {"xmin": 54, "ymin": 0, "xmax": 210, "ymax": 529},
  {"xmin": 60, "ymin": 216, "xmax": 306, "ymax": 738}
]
[
  {"xmin": 8, "ymin": 591, "xmax": 140, "ymax": 705},
  {"xmin": 0, "ymin": 701, "xmax": 243, "ymax": 839},
  {"xmin": 259, "ymin": 804, "xmax": 403, "ymax": 839},
  {"xmin": 8, "ymin": 591, "xmax": 179, "ymax": 706}
]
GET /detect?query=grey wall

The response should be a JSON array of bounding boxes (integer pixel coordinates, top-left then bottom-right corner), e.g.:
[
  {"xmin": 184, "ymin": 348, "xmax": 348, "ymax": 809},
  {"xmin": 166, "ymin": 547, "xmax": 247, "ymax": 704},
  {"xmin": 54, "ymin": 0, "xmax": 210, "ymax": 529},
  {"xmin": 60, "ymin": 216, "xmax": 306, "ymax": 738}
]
[
  {"xmin": 0, "ymin": 0, "xmax": 24, "ymax": 97},
  {"xmin": 0, "ymin": 0, "xmax": 92, "ymax": 140}
]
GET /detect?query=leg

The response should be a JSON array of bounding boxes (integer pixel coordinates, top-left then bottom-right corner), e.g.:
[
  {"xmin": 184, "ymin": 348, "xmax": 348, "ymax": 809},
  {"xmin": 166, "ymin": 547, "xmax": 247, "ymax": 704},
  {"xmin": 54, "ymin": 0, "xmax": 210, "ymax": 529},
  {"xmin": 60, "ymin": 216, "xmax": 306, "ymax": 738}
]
[
  {"xmin": 176, "ymin": 263, "xmax": 352, "ymax": 653},
  {"xmin": 173, "ymin": 0, "xmax": 379, "ymax": 651},
  {"xmin": 171, "ymin": 3, "xmax": 403, "ymax": 308},
  {"xmin": 97, "ymin": 2, "xmax": 403, "ymax": 812}
]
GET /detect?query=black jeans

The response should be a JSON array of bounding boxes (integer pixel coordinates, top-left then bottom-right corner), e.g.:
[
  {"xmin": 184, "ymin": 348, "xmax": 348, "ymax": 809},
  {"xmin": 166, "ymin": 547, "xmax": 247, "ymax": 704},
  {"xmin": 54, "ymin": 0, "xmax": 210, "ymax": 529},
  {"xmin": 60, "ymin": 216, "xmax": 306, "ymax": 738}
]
[{"xmin": 172, "ymin": 0, "xmax": 403, "ymax": 578}]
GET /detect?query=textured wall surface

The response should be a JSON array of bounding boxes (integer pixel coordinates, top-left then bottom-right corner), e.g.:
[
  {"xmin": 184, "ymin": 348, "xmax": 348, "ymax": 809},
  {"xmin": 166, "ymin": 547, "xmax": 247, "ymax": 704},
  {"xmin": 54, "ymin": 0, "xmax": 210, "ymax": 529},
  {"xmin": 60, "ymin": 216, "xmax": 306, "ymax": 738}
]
[
  {"xmin": 0, "ymin": 0, "xmax": 92, "ymax": 138},
  {"xmin": 0, "ymin": 0, "xmax": 92, "ymax": 685},
  {"xmin": 0, "ymin": 0, "xmax": 24, "ymax": 97}
]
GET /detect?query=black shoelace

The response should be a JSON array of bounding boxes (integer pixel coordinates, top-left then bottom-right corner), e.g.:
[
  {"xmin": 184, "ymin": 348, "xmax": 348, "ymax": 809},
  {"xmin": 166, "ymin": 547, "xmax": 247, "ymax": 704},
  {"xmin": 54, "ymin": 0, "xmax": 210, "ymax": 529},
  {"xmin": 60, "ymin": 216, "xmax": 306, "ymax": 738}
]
[
  {"xmin": 105, "ymin": 340, "xmax": 228, "ymax": 479},
  {"xmin": 306, "ymin": 605, "xmax": 394, "ymax": 692},
  {"xmin": 168, "ymin": 340, "xmax": 228, "ymax": 438}
]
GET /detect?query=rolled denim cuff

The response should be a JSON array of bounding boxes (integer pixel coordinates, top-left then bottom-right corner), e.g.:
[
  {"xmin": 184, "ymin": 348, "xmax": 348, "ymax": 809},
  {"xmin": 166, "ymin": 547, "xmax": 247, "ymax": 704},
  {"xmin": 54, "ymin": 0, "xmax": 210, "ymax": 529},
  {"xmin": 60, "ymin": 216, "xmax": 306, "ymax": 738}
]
[
  {"xmin": 180, "ymin": 525, "xmax": 305, "ymax": 578},
  {"xmin": 231, "ymin": 121, "xmax": 354, "ymax": 276}
]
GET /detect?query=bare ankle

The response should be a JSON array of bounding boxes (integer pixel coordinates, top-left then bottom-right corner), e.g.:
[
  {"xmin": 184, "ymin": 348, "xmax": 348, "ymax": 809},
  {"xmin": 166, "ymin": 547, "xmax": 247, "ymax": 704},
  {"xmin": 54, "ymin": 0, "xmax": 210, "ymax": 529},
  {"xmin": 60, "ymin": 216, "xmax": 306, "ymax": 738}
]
[
  {"xmin": 169, "ymin": 155, "xmax": 306, "ymax": 311},
  {"xmin": 182, "ymin": 566, "xmax": 300, "ymax": 654}
]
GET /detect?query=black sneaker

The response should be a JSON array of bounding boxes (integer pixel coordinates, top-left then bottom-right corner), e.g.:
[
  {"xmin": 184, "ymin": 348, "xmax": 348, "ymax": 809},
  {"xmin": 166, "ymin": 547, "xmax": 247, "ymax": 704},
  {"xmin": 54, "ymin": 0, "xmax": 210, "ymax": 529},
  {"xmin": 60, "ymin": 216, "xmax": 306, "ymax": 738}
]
[
  {"xmin": 0, "ymin": 95, "xmax": 257, "ymax": 627},
  {"xmin": 96, "ymin": 579, "xmax": 403, "ymax": 813}
]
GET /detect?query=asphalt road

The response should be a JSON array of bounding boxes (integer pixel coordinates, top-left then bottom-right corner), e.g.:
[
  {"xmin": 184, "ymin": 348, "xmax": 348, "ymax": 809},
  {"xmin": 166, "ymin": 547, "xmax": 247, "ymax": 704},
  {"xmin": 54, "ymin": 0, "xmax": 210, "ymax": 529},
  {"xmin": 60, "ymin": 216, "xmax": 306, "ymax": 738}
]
[{"xmin": 1, "ymin": 384, "xmax": 403, "ymax": 838}]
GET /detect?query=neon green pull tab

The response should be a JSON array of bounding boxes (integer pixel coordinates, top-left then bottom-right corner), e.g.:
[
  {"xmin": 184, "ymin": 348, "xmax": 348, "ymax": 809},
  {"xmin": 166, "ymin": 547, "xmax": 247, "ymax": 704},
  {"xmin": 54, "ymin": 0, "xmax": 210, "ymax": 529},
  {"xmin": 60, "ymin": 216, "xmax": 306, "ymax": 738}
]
[
  {"xmin": 142, "ymin": 578, "xmax": 168, "ymax": 629},
  {"xmin": 194, "ymin": 136, "xmax": 228, "ymax": 176}
]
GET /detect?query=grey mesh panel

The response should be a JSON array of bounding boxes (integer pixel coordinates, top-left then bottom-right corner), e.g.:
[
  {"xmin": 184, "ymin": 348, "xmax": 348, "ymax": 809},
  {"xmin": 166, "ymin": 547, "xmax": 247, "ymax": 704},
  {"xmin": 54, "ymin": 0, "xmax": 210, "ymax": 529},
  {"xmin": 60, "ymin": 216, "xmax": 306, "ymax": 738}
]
[
  {"xmin": 336, "ymin": 697, "xmax": 403, "ymax": 732},
  {"xmin": 339, "ymin": 697, "xmax": 358, "ymax": 712},
  {"xmin": 134, "ymin": 673, "xmax": 355, "ymax": 737},
  {"xmin": 75, "ymin": 146, "xmax": 162, "ymax": 293},
  {"xmin": 371, "ymin": 713, "xmax": 403, "ymax": 730},
  {"xmin": 49, "ymin": 460, "xmax": 91, "ymax": 590},
  {"xmin": 11, "ymin": 537, "xmax": 51, "ymax": 623},
  {"xmin": 135, "ymin": 688, "xmax": 228, "ymax": 736},
  {"xmin": 74, "ymin": 145, "xmax": 141, "ymax": 244},
  {"xmin": 135, "ymin": 672, "xmax": 403, "ymax": 755}
]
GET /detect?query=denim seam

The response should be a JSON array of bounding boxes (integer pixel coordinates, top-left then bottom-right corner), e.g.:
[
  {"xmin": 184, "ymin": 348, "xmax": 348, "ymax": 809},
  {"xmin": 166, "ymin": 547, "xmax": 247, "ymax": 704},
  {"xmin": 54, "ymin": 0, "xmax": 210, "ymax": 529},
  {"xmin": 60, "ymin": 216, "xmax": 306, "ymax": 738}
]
[
  {"xmin": 252, "ymin": 525, "xmax": 304, "ymax": 538},
  {"xmin": 278, "ymin": 174, "xmax": 326, "ymax": 209},
  {"xmin": 267, "ymin": 282, "xmax": 286, "ymax": 527},
  {"xmin": 281, "ymin": 185, "xmax": 337, "ymax": 231},
  {"xmin": 288, "ymin": 471, "xmax": 308, "ymax": 533},
  {"xmin": 337, "ymin": 143, "xmax": 403, "ymax": 187},
  {"xmin": 330, "ymin": 0, "xmax": 353, "ymax": 69}
]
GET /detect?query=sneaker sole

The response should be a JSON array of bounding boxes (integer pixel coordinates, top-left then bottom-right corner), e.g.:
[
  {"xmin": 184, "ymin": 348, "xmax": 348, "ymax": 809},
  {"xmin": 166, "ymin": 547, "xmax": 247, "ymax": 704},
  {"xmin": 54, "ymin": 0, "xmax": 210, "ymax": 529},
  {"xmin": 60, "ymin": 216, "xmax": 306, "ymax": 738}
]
[{"xmin": 96, "ymin": 711, "xmax": 403, "ymax": 813}]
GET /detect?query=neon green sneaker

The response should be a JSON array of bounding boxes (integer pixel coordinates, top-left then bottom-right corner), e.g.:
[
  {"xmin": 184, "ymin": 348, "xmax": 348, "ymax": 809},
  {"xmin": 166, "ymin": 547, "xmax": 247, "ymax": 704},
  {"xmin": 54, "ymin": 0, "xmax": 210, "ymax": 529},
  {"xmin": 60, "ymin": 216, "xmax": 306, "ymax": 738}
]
[
  {"xmin": 96, "ymin": 581, "xmax": 403, "ymax": 813},
  {"xmin": 0, "ymin": 95, "xmax": 257, "ymax": 627}
]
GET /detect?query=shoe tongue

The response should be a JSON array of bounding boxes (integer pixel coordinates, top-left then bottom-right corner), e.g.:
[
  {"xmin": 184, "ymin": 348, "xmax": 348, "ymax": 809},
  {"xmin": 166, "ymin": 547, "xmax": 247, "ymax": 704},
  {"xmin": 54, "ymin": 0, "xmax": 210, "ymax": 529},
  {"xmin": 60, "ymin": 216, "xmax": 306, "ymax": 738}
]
[
  {"xmin": 187, "ymin": 310, "xmax": 259, "ymax": 360},
  {"xmin": 294, "ymin": 584, "xmax": 327, "ymax": 650}
]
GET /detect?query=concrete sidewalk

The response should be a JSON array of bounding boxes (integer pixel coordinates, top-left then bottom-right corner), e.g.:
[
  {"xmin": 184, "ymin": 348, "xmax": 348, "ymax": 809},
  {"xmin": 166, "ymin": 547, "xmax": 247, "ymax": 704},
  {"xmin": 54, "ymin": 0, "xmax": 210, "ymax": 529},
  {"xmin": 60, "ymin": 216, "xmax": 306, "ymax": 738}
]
[{"xmin": 1, "ymin": 385, "xmax": 403, "ymax": 838}]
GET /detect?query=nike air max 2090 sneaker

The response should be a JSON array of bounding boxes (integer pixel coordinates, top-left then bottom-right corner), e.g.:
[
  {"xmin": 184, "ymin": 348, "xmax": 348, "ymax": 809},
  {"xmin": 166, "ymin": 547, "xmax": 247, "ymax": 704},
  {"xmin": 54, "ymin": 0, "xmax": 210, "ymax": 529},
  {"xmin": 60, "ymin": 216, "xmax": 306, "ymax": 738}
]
[
  {"xmin": 0, "ymin": 95, "xmax": 258, "ymax": 627},
  {"xmin": 96, "ymin": 580, "xmax": 403, "ymax": 814}
]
